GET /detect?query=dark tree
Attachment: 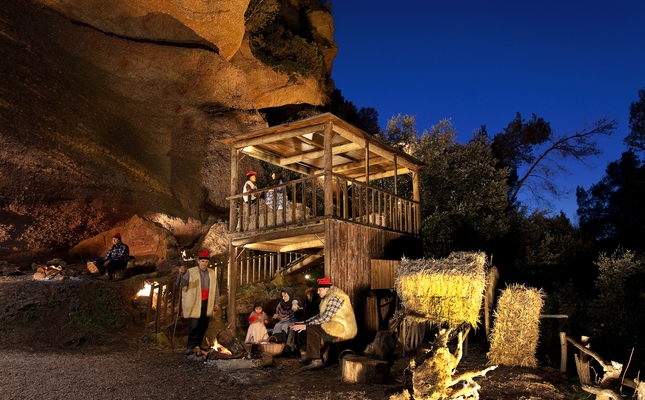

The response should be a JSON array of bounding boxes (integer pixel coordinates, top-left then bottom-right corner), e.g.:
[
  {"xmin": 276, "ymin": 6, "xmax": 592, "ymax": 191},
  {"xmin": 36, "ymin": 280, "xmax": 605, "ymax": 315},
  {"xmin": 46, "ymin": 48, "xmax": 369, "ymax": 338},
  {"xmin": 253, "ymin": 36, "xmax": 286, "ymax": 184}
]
[
  {"xmin": 624, "ymin": 87, "xmax": 645, "ymax": 153},
  {"xmin": 491, "ymin": 113, "xmax": 616, "ymax": 208}
]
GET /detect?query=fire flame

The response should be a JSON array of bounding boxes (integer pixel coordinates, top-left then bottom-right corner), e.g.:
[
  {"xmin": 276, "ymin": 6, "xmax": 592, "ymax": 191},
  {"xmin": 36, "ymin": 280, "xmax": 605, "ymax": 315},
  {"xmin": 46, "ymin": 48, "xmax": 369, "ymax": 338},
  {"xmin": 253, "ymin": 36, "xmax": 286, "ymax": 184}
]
[
  {"xmin": 136, "ymin": 282, "xmax": 152, "ymax": 298},
  {"xmin": 211, "ymin": 338, "xmax": 232, "ymax": 355}
]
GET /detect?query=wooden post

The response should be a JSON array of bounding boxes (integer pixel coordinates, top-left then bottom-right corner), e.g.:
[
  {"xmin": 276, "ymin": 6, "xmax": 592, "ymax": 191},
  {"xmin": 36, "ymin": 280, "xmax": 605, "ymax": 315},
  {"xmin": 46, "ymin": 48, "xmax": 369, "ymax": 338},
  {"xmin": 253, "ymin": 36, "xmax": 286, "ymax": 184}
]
[
  {"xmin": 228, "ymin": 243, "xmax": 237, "ymax": 332},
  {"xmin": 229, "ymin": 147, "xmax": 238, "ymax": 232},
  {"xmin": 575, "ymin": 336, "xmax": 591, "ymax": 384},
  {"xmin": 560, "ymin": 332, "xmax": 568, "ymax": 373},
  {"xmin": 323, "ymin": 121, "xmax": 333, "ymax": 217}
]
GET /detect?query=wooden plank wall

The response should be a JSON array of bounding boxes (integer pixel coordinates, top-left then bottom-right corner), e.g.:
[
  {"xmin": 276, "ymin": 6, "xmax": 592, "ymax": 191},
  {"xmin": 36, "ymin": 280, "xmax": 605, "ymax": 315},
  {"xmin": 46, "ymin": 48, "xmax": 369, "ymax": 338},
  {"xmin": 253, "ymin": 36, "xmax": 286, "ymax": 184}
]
[
  {"xmin": 371, "ymin": 259, "xmax": 399, "ymax": 290},
  {"xmin": 325, "ymin": 220, "xmax": 420, "ymax": 334}
]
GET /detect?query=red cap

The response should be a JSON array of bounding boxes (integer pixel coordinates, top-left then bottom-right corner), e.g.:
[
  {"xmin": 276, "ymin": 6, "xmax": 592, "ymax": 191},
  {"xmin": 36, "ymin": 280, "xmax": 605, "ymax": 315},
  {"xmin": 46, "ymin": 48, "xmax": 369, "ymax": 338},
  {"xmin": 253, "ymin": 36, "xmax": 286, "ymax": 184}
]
[
  {"xmin": 198, "ymin": 249, "xmax": 210, "ymax": 259},
  {"xmin": 246, "ymin": 171, "xmax": 257, "ymax": 177},
  {"xmin": 317, "ymin": 277, "xmax": 332, "ymax": 287},
  {"xmin": 112, "ymin": 233, "xmax": 122, "ymax": 239}
]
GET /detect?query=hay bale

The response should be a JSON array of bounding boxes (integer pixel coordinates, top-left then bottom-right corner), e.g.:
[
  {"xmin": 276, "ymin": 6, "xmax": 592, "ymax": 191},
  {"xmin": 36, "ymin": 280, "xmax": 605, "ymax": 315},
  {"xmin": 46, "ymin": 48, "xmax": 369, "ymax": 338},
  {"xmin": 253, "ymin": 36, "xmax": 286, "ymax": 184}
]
[
  {"xmin": 394, "ymin": 252, "xmax": 487, "ymax": 327},
  {"xmin": 487, "ymin": 284, "xmax": 544, "ymax": 368}
]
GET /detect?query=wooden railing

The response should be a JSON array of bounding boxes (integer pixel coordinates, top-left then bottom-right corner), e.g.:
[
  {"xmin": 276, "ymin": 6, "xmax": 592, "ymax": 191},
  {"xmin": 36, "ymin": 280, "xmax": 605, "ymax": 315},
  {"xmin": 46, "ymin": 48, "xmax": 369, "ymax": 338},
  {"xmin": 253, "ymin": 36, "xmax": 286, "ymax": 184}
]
[
  {"xmin": 236, "ymin": 252, "xmax": 305, "ymax": 286},
  {"xmin": 228, "ymin": 173, "xmax": 420, "ymax": 235}
]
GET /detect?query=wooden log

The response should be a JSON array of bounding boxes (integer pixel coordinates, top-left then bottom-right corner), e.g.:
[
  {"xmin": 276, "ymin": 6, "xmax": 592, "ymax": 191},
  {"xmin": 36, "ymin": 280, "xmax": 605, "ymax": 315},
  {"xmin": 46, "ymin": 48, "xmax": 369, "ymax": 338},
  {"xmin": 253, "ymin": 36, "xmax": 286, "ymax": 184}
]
[
  {"xmin": 341, "ymin": 354, "xmax": 390, "ymax": 384},
  {"xmin": 560, "ymin": 331, "xmax": 567, "ymax": 373}
]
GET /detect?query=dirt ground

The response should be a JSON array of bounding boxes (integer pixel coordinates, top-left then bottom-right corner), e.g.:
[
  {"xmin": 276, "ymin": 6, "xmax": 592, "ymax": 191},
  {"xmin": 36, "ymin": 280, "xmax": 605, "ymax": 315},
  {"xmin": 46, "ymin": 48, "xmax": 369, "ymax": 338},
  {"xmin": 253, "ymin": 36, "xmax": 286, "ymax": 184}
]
[{"xmin": 0, "ymin": 273, "xmax": 583, "ymax": 400}]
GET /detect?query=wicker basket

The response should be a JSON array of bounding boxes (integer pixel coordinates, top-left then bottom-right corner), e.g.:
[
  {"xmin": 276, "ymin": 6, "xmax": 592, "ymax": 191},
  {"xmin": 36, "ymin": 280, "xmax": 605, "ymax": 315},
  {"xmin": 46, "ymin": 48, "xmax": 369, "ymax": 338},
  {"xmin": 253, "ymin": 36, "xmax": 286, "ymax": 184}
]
[{"xmin": 260, "ymin": 336, "xmax": 285, "ymax": 356}]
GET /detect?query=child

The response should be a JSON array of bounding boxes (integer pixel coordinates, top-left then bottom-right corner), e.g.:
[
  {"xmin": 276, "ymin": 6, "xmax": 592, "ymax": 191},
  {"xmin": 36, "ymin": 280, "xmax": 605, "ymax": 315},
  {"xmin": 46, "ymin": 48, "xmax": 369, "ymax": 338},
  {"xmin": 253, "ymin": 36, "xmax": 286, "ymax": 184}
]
[{"xmin": 245, "ymin": 301, "xmax": 269, "ymax": 344}]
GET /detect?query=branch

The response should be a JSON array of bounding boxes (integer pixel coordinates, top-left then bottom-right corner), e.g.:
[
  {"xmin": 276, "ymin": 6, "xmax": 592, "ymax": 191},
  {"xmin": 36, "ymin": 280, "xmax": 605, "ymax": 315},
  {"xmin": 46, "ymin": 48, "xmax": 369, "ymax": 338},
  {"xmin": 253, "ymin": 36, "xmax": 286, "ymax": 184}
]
[
  {"xmin": 510, "ymin": 117, "xmax": 617, "ymax": 204},
  {"xmin": 565, "ymin": 336, "xmax": 621, "ymax": 374},
  {"xmin": 581, "ymin": 385, "xmax": 622, "ymax": 400},
  {"xmin": 449, "ymin": 365, "xmax": 498, "ymax": 387}
]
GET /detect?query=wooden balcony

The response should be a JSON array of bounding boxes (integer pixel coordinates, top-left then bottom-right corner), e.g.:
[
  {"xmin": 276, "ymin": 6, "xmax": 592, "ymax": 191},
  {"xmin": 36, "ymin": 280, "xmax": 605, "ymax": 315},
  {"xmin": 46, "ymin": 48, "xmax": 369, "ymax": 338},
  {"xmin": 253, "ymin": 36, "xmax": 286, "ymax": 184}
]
[{"xmin": 228, "ymin": 172, "xmax": 420, "ymax": 239}]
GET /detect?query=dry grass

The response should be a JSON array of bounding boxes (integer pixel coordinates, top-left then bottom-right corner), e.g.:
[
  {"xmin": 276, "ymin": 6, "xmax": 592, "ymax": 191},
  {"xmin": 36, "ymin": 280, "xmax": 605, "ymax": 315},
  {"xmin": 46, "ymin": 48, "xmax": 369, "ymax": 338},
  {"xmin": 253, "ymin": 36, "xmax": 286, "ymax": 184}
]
[
  {"xmin": 395, "ymin": 252, "xmax": 487, "ymax": 327},
  {"xmin": 487, "ymin": 284, "xmax": 544, "ymax": 368}
]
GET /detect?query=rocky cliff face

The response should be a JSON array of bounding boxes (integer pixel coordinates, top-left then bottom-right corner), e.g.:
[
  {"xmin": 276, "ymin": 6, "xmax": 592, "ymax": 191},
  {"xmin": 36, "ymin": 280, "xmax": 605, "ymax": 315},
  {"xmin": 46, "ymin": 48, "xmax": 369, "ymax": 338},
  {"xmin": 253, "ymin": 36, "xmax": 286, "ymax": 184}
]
[{"xmin": 0, "ymin": 0, "xmax": 335, "ymax": 262}]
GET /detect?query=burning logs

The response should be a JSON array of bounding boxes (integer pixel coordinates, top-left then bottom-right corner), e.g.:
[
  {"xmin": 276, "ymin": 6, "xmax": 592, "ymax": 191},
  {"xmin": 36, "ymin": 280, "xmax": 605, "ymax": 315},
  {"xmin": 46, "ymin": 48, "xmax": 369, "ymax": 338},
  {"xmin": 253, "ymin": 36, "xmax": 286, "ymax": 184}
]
[{"xmin": 32, "ymin": 259, "xmax": 78, "ymax": 280}]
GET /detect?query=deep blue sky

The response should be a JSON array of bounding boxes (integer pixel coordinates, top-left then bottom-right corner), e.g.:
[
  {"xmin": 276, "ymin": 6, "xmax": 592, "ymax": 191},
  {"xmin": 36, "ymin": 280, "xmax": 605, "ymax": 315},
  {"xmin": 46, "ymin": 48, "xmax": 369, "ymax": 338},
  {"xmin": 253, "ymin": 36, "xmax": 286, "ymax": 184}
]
[{"xmin": 330, "ymin": 0, "xmax": 645, "ymax": 222}]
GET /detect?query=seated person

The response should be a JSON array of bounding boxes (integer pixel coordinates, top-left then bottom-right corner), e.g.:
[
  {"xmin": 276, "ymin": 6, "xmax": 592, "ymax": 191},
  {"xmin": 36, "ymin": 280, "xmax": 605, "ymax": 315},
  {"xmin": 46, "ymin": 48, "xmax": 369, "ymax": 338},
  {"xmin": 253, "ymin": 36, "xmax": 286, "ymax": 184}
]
[
  {"xmin": 96, "ymin": 233, "xmax": 129, "ymax": 280},
  {"xmin": 272, "ymin": 287, "xmax": 297, "ymax": 343},
  {"xmin": 245, "ymin": 301, "xmax": 269, "ymax": 344},
  {"xmin": 291, "ymin": 277, "xmax": 357, "ymax": 371},
  {"xmin": 294, "ymin": 287, "xmax": 320, "ymax": 353}
]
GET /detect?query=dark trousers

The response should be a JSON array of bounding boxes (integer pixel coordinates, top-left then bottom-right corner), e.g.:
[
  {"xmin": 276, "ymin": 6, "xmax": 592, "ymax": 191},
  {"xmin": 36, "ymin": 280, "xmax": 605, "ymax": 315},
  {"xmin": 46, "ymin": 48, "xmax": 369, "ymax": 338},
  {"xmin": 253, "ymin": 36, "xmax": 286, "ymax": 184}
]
[
  {"xmin": 96, "ymin": 259, "xmax": 127, "ymax": 278},
  {"xmin": 187, "ymin": 300, "xmax": 210, "ymax": 350},
  {"xmin": 305, "ymin": 325, "xmax": 329, "ymax": 359}
]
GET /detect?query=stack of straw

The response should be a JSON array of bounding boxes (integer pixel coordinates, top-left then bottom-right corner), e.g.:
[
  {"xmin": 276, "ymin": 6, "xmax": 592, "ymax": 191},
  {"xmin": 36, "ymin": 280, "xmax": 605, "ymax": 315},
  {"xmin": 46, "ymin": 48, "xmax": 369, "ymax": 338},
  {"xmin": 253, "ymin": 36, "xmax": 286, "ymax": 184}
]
[
  {"xmin": 487, "ymin": 284, "xmax": 544, "ymax": 367},
  {"xmin": 394, "ymin": 252, "xmax": 487, "ymax": 327}
]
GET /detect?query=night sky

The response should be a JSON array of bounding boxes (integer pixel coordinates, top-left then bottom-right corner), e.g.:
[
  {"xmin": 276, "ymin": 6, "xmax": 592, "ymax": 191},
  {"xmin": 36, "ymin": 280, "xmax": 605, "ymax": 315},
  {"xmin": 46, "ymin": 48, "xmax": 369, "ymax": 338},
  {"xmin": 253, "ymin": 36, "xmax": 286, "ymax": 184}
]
[{"xmin": 330, "ymin": 0, "xmax": 645, "ymax": 222}]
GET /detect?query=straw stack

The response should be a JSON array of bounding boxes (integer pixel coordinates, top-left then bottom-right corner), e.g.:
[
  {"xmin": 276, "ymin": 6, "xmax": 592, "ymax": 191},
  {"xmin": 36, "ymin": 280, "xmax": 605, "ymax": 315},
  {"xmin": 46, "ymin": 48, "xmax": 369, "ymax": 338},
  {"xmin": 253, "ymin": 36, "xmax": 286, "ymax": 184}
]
[
  {"xmin": 394, "ymin": 252, "xmax": 487, "ymax": 327},
  {"xmin": 487, "ymin": 284, "xmax": 544, "ymax": 367}
]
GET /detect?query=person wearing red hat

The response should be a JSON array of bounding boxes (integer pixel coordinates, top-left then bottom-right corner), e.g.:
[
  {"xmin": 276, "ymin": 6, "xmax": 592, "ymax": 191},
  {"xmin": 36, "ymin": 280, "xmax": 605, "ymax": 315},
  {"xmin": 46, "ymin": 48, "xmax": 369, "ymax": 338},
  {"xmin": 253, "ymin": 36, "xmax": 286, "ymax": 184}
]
[
  {"xmin": 291, "ymin": 277, "xmax": 357, "ymax": 371},
  {"xmin": 243, "ymin": 171, "xmax": 258, "ymax": 205},
  {"xmin": 176, "ymin": 249, "xmax": 220, "ymax": 355},
  {"xmin": 96, "ymin": 232, "xmax": 130, "ymax": 280}
]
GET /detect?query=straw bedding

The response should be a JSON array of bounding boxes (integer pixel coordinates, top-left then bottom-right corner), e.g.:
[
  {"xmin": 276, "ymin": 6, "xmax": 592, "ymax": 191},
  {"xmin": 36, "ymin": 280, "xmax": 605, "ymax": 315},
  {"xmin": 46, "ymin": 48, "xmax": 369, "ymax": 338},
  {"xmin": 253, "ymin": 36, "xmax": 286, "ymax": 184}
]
[
  {"xmin": 394, "ymin": 252, "xmax": 487, "ymax": 327},
  {"xmin": 487, "ymin": 284, "xmax": 544, "ymax": 367}
]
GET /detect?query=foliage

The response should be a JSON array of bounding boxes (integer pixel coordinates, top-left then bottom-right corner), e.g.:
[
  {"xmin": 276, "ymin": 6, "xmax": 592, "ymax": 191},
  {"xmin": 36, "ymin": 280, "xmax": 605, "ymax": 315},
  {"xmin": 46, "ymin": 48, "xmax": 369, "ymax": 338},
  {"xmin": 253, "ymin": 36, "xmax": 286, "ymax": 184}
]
[
  {"xmin": 585, "ymin": 249, "xmax": 645, "ymax": 364},
  {"xmin": 327, "ymin": 88, "xmax": 381, "ymax": 135},
  {"xmin": 490, "ymin": 113, "xmax": 616, "ymax": 208},
  {"xmin": 624, "ymin": 87, "xmax": 645, "ymax": 153},
  {"xmin": 414, "ymin": 119, "xmax": 509, "ymax": 257},
  {"xmin": 577, "ymin": 150, "xmax": 645, "ymax": 253},
  {"xmin": 246, "ymin": 0, "xmax": 327, "ymax": 82}
]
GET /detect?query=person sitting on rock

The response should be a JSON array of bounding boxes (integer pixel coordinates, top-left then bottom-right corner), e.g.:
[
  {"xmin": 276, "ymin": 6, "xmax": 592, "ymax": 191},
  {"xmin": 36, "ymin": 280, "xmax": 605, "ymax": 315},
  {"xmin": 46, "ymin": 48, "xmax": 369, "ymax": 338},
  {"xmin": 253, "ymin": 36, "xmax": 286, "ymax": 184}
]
[
  {"xmin": 291, "ymin": 277, "xmax": 357, "ymax": 371},
  {"xmin": 96, "ymin": 232, "xmax": 129, "ymax": 280},
  {"xmin": 272, "ymin": 287, "xmax": 297, "ymax": 343}
]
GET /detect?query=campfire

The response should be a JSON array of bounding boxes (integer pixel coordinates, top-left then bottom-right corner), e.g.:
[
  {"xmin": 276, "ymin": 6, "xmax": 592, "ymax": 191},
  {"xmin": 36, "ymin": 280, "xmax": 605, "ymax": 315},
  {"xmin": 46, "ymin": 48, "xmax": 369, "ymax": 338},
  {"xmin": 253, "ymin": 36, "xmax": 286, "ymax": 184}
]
[{"xmin": 33, "ymin": 259, "xmax": 77, "ymax": 281}]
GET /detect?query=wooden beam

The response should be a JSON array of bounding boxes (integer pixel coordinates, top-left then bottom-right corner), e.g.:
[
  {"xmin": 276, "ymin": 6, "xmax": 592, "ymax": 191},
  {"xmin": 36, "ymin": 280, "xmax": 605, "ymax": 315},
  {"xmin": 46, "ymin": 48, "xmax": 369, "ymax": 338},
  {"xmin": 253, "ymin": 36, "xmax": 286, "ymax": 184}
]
[
  {"xmin": 228, "ymin": 243, "xmax": 237, "ymax": 332},
  {"xmin": 221, "ymin": 123, "xmax": 326, "ymax": 148},
  {"xmin": 279, "ymin": 142, "xmax": 362, "ymax": 166},
  {"xmin": 355, "ymin": 168, "xmax": 411, "ymax": 182},
  {"xmin": 243, "ymin": 243, "xmax": 283, "ymax": 252},
  {"xmin": 231, "ymin": 223, "xmax": 325, "ymax": 247},
  {"xmin": 280, "ymin": 239, "xmax": 325, "ymax": 253},
  {"xmin": 282, "ymin": 254, "xmax": 325, "ymax": 276},
  {"xmin": 333, "ymin": 124, "xmax": 420, "ymax": 171},
  {"xmin": 241, "ymin": 146, "xmax": 313, "ymax": 175}
]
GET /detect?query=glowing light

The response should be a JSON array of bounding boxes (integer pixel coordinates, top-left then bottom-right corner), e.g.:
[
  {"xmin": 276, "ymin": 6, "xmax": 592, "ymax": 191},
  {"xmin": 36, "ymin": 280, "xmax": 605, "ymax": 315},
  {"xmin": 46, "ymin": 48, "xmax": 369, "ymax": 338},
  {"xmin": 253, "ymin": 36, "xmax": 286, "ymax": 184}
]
[
  {"xmin": 136, "ymin": 282, "xmax": 152, "ymax": 298},
  {"xmin": 211, "ymin": 338, "xmax": 232, "ymax": 355},
  {"xmin": 304, "ymin": 274, "xmax": 310, "ymax": 280}
]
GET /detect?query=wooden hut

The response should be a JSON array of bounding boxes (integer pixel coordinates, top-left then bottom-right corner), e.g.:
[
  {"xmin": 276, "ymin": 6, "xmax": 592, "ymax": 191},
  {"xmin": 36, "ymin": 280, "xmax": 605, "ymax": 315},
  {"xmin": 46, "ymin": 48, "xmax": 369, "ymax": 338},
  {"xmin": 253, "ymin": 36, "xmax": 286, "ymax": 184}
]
[{"xmin": 221, "ymin": 113, "xmax": 425, "ymax": 331}]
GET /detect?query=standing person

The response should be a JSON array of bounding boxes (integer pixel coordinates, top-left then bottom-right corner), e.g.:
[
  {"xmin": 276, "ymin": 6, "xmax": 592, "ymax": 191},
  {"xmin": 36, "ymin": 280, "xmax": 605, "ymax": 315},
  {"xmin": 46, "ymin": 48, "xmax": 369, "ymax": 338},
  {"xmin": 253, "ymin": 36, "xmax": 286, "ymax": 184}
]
[
  {"xmin": 272, "ymin": 287, "xmax": 297, "ymax": 343},
  {"xmin": 265, "ymin": 171, "xmax": 285, "ymax": 210},
  {"xmin": 96, "ymin": 232, "xmax": 129, "ymax": 280},
  {"xmin": 245, "ymin": 301, "xmax": 270, "ymax": 344},
  {"xmin": 291, "ymin": 277, "xmax": 357, "ymax": 371},
  {"xmin": 176, "ymin": 249, "xmax": 220, "ymax": 355},
  {"xmin": 243, "ymin": 171, "xmax": 258, "ymax": 205}
]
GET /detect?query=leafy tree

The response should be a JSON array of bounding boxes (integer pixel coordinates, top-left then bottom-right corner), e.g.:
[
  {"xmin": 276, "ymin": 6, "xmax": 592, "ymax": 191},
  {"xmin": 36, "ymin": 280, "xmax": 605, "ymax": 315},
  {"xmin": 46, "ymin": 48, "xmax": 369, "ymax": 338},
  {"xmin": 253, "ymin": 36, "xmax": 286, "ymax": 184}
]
[
  {"xmin": 327, "ymin": 88, "xmax": 380, "ymax": 135},
  {"xmin": 577, "ymin": 150, "xmax": 645, "ymax": 253},
  {"xmin": 585, "ymin": 249, "xmax": 645, "ymax": 366},
  {"xmin": 490, "ymin": 113, "xmax": 616, "ymax": 208},
  {"xmin": 414, "ymin": 119, "xmax": 509, "ymax": 257},
  {"xmin": 624, "ymin": 87, "xmax": 645, "ymax": 153}
]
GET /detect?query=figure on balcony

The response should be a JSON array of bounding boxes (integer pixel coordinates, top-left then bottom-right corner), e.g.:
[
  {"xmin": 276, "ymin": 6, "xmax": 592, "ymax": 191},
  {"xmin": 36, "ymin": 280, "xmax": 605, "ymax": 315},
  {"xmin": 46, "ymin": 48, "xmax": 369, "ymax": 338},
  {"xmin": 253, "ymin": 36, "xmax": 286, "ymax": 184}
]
[
  {"xmin": 243, "ymin": 170, "xmax": 258, "ymax": 205},
  {"xmin": 265, "ymin": 171, "xmax": 285, "ymax": 211}
]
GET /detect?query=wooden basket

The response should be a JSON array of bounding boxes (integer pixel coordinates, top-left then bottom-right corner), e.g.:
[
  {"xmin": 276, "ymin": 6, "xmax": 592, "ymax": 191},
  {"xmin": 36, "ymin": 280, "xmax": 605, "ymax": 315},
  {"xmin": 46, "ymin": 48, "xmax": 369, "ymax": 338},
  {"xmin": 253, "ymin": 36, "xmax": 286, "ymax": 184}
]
[{"xmin": 260, "ymin": 336, "xmax": 285, "ymax": 356}]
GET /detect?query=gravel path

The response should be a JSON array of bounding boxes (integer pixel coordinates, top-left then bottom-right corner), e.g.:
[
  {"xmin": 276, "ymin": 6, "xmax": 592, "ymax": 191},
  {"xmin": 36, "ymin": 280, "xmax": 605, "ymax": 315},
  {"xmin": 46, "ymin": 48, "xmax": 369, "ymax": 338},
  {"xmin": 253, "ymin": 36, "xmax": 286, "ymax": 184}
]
[{"xmin": 0, "ymin": 349, "xmax": 394, "ymax": 400}]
